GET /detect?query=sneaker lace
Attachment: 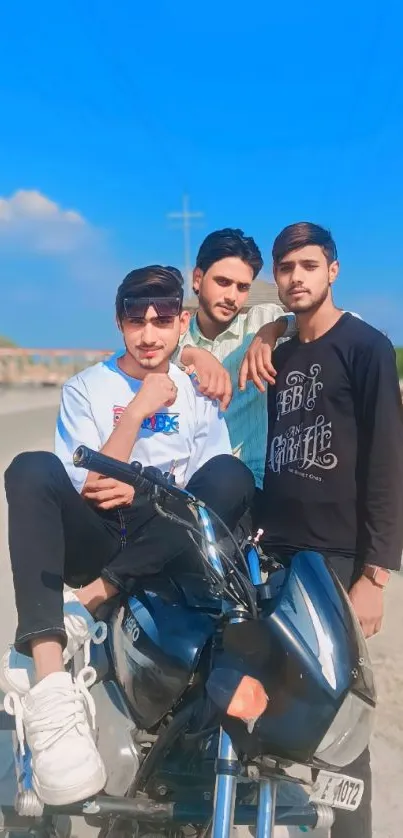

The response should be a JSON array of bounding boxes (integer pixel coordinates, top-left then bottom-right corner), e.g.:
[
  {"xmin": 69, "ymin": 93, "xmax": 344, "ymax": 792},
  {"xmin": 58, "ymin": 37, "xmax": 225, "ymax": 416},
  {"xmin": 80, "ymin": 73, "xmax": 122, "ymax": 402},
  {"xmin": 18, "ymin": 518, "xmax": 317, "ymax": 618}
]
[
  {"xmin": 4, "ymin": 691, "xmax": 26, "ymax": 756},
  {"xmin": 4, "ymin": 666, "xmax": 98, "ymax": 757},
  {"xmin": 64, "ymin": 615, "xmax": 107, "ymax": 668}
]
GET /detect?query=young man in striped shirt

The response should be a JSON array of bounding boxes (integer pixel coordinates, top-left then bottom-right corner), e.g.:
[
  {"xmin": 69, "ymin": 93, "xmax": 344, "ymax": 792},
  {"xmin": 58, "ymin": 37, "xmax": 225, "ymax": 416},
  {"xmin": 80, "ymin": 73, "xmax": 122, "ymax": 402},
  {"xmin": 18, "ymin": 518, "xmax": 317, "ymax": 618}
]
[{"xmin": 176, "ymin": 228, "xmax": 292, "ymax": 493}]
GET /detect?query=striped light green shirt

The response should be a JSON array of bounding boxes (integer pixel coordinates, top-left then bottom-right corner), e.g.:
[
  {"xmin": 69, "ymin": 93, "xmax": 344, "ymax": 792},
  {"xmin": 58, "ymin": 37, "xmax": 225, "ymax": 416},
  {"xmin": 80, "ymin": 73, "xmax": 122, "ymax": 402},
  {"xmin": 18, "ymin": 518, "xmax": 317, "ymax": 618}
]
[{"xmin": 178, "ymin": 304, "xmax": 287, "ymax": 489}]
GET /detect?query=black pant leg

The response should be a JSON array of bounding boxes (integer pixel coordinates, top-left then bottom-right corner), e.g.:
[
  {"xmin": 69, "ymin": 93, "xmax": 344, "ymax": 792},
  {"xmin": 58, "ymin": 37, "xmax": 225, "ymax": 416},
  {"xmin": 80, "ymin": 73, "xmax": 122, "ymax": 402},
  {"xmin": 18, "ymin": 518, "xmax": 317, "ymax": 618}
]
[
  {"xmin": 250, "ymin": 487, "xmax": 264, "ymax": 531},
  {"xmin": 5, "ymin": 451, "xmax": 254, "ymax": 652},
  {"xmin": 5, "ymin": 451, "xmax": 121, "ymax": 653},
  {"xmin": 101, "ymin": 454, "xmax": 255, "ymax": 590},
  {"xmin": 324, "ymin": 553, "xmax": 372, "ymax": 838},
  {"xmin": 186, "ymin": 454, "xmax": 255, "ymax": 531},
  {"xmin": 329, "ymin": 747, "xmax": 372, "ymax": 838}
]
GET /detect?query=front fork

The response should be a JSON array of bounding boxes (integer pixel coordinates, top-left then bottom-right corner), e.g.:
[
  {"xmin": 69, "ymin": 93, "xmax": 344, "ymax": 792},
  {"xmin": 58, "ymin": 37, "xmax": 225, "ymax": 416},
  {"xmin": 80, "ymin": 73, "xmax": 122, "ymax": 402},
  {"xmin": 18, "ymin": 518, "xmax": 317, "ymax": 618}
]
[
  {"xmin": 211, "ymin": 729, "xmax": 277, "ymax": 838},
  {"xmin": 212, "ymin": 536, "xmax": 277, "ymax": 838},
  {"xmin": 256, "ymin": 778, "xmax": 277, "ymax": 838},
  {"xmin": 211, "ymin": 730, "xmax": 238, "ymax": 838}
]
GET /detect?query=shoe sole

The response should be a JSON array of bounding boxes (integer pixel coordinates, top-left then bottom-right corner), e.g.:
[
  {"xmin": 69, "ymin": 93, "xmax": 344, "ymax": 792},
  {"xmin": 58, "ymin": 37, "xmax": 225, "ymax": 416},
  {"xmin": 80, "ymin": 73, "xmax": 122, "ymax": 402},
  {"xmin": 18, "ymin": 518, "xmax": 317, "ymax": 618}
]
[{"xmin": 32, "ymin": 762, "xmax": 107, "ymax": 806}]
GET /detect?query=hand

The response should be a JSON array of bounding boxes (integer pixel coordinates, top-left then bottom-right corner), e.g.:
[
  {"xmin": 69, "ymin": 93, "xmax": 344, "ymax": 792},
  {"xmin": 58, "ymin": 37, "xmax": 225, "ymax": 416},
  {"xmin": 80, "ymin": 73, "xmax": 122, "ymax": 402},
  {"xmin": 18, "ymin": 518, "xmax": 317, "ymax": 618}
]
[
  {"xmin": 180, "ymin": 346, "xmax": 232, "ymax": 411},
  {"xmin": 82, "ymin": 477, "xmax": 135, "ymax": 510},
  {"xmin": 239, "ymin": 328, "xmax": 278, "ymax": 393},
  {"xmin": 349, "ymin": 575, "xmax": 384, "ymax": 638},
  {"xmin": 135, "ymin": 373, "xmax": 178, "ymax": 419}
]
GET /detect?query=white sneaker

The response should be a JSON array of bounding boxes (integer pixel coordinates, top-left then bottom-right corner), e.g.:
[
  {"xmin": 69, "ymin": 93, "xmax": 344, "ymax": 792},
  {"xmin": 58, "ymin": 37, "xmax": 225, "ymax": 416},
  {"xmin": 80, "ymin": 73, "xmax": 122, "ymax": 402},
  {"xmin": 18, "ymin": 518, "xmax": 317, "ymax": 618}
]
[
  {"xmin": 0, "ymin": 590, "xmax": 107, "ymax": 696},
  {"xmin": 4, "ymin": 670, "xmax": 107, "ymax": 805}
]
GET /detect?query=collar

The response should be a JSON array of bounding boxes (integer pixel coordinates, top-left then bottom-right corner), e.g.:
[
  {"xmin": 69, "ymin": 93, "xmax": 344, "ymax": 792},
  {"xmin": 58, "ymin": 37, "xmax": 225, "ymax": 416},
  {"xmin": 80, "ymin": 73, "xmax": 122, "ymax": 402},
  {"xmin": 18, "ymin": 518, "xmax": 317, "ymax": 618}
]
[{"xmin": 190, "ymin": 311, "xmax": 242, "ymax": 343}]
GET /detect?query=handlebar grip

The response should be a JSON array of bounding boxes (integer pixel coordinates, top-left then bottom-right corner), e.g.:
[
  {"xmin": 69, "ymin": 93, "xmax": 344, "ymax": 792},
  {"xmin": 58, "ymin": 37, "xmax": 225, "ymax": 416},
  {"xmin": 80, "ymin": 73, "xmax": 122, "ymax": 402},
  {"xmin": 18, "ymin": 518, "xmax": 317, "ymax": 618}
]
[
  {"xmin": 73, "ymin": 446, "xmax": 191, "ymax": 501},
  {"xmin": 74, "ymin": 445, "xmax": 149, "ymax": 487}
]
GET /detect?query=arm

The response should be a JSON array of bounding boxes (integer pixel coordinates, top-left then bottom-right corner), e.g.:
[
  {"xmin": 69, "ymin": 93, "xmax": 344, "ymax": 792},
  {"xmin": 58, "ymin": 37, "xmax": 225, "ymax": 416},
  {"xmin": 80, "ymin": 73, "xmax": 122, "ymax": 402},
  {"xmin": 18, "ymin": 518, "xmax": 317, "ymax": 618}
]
[
  {"xmin": 81, "ymin": 399, "xmax": 152, "ymax": 507},
  {"xmin": 171, "ymin": 319, "xmax": 233, "ymax": 411},
  {"xmin": 178, "ymin": 309, "xmax": 296, "ymax": 407},
  {"xmin": 56, "ymin": 380, "xmax": 147, "ymax": 476},
  {"xmin": 238, "ymin": 312, "xmax": 360, "ymax": 393},
  {"xmin": 348, "ymin": 338, "xmax": 403, "ymax": 636},
  {"xmin": 356, "ymin": 338, "xmax": 403, "ymax": 570},
  {"xmin": 56, "ymin": 374, "xmax": 178, "ymax": 508},
  {"xmin": 178, "ymin": 346, "xmax": 233, "ymax": 412},
  {"xmin": 55, "ymin": 382, "xmax": 103, "ymax": 492},
  {"xmin": 238, "ymin": 314, "xmax": 296, "ymax": 392},
  {"xmin": 55, "ymin": 381, "xmax": 147, "ymax": 507}
]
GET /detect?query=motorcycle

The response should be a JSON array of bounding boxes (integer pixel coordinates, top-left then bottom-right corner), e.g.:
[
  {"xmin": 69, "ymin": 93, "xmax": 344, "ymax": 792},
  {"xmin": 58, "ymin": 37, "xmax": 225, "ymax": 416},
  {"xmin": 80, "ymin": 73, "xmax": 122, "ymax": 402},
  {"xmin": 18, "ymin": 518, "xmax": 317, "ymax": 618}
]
[{"xmin": 0, "ymin": 446, "xmax": 376, "ymax": 838}]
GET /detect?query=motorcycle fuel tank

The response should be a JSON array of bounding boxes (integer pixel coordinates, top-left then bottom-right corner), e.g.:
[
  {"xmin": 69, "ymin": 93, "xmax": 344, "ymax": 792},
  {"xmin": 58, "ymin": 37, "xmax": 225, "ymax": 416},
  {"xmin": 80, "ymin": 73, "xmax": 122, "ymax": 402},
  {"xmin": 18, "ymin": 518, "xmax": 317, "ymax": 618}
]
[{"xmin": 110, "ymin": 578, "xmax": 217, "ymax": 729}]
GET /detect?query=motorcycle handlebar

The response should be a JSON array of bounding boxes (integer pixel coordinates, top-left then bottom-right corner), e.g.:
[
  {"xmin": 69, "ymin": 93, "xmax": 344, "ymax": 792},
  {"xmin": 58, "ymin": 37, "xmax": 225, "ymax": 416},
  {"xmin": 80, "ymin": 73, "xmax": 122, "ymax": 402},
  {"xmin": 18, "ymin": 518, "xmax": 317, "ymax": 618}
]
[
  {"xmin": 73, "ymin": 446, "xmax": 257, "ymax": 615},
  {"xmin": 73, "ymin": 445, "xmax": 192, "ymax": 503}
]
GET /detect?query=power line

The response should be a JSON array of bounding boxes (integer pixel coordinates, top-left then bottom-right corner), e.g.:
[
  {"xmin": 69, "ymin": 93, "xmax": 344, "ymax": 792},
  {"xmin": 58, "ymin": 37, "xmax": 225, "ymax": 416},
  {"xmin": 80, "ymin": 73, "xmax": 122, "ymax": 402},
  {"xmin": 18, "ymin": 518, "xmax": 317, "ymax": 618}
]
[{"xmin": 167, "ymin": 195, "xmax": 204, "ymax": 295}]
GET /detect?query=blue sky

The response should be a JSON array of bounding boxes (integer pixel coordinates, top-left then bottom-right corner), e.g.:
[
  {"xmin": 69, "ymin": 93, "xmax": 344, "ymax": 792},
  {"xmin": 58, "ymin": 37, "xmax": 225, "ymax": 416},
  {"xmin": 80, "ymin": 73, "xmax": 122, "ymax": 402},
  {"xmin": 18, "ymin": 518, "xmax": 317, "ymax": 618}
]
[{"xmin": 1, "ymin": 0, "xmax": 402, "ymax": 347}]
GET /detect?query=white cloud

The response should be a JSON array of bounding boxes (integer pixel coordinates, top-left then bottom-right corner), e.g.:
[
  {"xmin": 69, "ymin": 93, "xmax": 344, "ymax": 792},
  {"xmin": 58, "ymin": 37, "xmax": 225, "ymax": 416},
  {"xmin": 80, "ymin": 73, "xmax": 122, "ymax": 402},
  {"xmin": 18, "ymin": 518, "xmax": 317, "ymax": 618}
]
[
  {"xmin": 0, "ymin": 189, "xmax": 90, "ymax": 254},
  {"xmin": 0, "ymin": 190, "xmax": 84, "ymax": 223},
  {"xmin": 0, "ymin": 189, "xmax": 124, "ymax": 299}
]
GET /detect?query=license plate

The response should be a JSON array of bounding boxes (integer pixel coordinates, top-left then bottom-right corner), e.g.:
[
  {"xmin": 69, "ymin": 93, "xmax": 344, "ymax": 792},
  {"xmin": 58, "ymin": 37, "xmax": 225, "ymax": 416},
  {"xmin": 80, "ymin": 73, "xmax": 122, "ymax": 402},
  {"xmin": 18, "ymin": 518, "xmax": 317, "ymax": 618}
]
[{"xmin": 309, "ymin": 769, "xmax": 364, "ymax": 812}]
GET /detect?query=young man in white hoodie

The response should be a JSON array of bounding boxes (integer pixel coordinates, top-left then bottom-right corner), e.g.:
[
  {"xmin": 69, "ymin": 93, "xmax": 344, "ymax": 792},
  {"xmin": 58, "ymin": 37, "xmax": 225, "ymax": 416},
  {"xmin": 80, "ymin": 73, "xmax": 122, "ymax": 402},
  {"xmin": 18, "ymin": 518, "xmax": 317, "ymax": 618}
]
[{"xmin": 1, "ymin": 265, "xmax": 254, "ymax": 807}]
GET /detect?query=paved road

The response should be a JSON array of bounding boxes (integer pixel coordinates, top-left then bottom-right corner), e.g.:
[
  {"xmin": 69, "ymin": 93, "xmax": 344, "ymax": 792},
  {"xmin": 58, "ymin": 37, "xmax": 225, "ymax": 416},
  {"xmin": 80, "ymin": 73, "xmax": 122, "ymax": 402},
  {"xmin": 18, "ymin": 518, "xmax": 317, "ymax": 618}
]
[
  {"xmin": 0, "ymin": 391, "xmax": 401, "ymax": 838},
  {"xmin": 0, "ymin": 395, "xmax": 60, "ymax": 633}
]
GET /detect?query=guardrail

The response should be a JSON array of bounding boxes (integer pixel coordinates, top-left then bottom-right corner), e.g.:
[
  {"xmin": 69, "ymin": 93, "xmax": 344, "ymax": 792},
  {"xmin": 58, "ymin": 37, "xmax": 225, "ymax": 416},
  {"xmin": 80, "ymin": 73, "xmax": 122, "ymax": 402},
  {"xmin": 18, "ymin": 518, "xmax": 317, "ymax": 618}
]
[{"xmin": 0, "ymin": 349, "xmax": 113, "ymax": 386}]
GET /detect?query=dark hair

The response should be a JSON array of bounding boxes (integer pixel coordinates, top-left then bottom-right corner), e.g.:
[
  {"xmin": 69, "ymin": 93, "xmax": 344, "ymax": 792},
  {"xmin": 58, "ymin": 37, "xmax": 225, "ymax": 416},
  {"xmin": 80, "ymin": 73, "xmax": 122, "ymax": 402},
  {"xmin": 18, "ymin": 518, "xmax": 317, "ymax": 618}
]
[
  {"xmin": 272, "ymin": 222, "xmax": 338, "ymax": 266},
  {"xmin": 116, "ymin": 265, "xmax": 184, "ymax": 322},
  {"xmin": 196, "ymin": 228, "xmax": 263, "ymax": 279}
]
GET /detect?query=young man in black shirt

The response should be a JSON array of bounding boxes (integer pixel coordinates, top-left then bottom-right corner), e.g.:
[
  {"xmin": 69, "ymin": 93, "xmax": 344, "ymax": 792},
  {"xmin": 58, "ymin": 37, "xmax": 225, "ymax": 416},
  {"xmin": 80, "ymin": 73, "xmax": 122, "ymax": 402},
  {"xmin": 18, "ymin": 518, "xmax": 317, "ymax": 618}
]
[{"xmin": 242, "ymin": 222, "xmax": 403, "ymax": 838}]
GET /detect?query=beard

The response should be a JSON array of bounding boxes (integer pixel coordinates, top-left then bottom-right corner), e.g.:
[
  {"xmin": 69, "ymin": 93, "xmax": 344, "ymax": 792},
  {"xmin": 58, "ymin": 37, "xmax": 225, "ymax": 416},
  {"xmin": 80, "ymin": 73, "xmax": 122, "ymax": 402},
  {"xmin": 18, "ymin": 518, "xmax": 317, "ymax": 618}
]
[
  {"xmin": 121, "ymin": 339, "xmax": 170, "ymax": 374},
  {"xmin": 280, "ymin": 283, "xmax": 330, "ymax": 314},
  {"xmin": 198, "ymin": 292, "xmax": 239, "ymax": 325}
]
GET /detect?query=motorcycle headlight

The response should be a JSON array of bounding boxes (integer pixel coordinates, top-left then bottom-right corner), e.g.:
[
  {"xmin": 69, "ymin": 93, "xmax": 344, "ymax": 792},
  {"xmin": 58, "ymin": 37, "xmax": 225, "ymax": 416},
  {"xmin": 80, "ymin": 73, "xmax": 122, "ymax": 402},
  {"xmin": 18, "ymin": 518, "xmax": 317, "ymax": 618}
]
[{"xmin": 314, "ymin": 691, "xmax": 374, "ymax": 768}]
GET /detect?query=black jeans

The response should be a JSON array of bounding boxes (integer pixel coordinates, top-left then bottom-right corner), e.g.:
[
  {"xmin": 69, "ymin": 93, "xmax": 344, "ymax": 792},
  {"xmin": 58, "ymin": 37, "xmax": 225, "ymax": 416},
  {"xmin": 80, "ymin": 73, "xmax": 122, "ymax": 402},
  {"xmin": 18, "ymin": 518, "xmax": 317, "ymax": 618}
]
[
  {"xmin": 322, "ymin": 554, "xmax": 372, "ymax": 838},
  {"xmin": 4, "ymin": 451, "xmax": 255, "ymax": 655},
  {"xmin": 269, "ymin": 550, "xmax": 372, "ymax": 838}
]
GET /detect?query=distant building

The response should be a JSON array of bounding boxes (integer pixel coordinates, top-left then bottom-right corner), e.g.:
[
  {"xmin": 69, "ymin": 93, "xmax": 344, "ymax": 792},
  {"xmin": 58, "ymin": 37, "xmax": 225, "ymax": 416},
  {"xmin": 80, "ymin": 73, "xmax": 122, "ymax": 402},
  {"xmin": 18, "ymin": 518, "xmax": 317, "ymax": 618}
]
[{"xmin": 183, "ymin": 279, "xmax": 284, "ymax": 312}]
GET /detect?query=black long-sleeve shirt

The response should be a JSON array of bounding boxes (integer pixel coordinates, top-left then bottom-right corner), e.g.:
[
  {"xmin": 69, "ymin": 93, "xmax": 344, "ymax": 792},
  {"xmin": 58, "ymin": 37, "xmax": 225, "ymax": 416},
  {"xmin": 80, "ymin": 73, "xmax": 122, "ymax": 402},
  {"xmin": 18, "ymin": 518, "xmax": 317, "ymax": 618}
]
[{"xmin": 262, "ymin": 313, "xmax": 403, "ymax": 570}]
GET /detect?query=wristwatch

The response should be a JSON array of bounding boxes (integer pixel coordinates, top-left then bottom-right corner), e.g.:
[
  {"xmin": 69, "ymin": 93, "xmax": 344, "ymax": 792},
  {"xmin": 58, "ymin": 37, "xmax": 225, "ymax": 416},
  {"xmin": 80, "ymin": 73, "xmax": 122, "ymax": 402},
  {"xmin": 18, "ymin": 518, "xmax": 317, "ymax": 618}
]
[{"xmin": 362, "ymin": 565, "xmax": 391, "ymax": 588}]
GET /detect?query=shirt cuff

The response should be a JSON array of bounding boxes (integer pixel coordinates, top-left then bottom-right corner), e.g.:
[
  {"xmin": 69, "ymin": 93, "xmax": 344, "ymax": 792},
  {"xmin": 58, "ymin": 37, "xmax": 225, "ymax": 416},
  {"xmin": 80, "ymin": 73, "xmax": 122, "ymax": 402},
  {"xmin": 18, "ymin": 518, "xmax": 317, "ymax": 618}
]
[{"xmin": 277, "ymin": 313, "xmax": 297, "ymax": 338}]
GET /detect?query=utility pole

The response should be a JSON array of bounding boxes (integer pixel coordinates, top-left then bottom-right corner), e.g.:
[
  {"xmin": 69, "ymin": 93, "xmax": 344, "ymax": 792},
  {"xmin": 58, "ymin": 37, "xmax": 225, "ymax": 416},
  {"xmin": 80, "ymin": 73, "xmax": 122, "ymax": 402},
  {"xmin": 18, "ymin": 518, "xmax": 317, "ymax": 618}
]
[{"xmin": 167, "ymin": 195, "xmax": 204, "ymax": 295}]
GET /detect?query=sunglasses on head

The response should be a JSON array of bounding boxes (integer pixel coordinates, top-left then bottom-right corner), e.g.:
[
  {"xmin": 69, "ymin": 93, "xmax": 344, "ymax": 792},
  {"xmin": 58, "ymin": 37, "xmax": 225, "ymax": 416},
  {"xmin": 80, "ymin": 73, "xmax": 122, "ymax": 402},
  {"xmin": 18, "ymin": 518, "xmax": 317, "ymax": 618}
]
[{"xmin": 123, "ymin": 297, "xmax": 182, "ymax": 320}]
